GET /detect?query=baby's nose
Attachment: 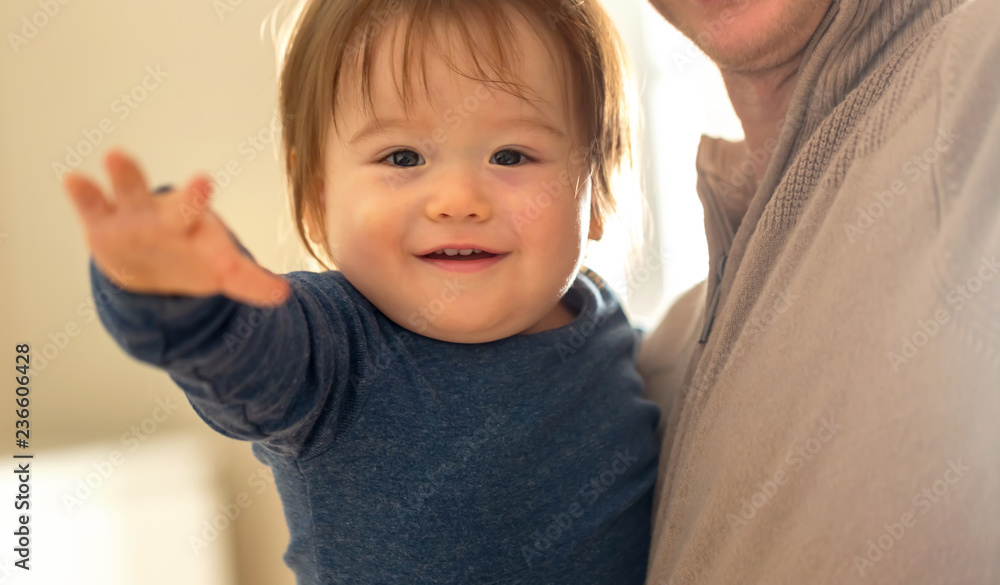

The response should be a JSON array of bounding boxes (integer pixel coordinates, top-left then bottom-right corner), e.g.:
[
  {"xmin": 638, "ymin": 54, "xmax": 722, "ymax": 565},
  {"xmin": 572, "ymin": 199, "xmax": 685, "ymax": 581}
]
[{"xmin": 425, "ymin": 176, "xmax": 492, "ymax": 221}]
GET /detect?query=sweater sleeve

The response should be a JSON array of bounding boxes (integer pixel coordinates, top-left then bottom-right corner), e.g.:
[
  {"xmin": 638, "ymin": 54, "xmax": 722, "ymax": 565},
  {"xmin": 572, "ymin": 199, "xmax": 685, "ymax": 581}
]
[{"xmin": 89, "ymin": 235, "xmax": 361, "ymax": 457}]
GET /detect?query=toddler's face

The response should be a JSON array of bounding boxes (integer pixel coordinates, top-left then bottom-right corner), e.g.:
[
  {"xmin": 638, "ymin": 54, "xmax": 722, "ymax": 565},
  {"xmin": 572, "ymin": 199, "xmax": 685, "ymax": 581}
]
[{"xmin": 316, "ymin": 15, "xmax": 595, "ymax": 343}]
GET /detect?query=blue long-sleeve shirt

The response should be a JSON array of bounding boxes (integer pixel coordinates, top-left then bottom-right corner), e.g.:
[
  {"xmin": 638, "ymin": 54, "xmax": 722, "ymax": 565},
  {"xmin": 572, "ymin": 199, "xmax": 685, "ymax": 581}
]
[{"xmin": 90, "ymin": 247, "xmax": 660, "ymax": 585}]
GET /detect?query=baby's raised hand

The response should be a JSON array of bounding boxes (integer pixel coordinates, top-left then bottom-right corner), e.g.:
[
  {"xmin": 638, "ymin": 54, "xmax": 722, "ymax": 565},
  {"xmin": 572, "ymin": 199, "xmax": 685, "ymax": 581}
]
[{"xmin": 63, "ymin": 149, "xmax": 290, "ymax": 308}]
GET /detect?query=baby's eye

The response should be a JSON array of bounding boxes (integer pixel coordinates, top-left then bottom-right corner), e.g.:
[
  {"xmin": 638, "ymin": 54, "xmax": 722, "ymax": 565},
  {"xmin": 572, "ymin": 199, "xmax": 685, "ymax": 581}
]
[
  {"xmin": 490, "ymin": 149, "xmax": 532, "ymax": 166},
  {"xmin": 383, "ymin": 150, "xmax": 425, "ymax": 168}
]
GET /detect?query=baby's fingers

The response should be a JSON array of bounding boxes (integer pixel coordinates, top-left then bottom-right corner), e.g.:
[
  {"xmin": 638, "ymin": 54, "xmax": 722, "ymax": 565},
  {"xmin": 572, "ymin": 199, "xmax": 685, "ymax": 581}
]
[
  {"xmin": 217, "ymin": 252, "xmax": 291, "ymax": 308},
  {"xmin": 63, "ymin": 172, "xmax": 113, "ymax": 226},
  {"xmin": 155, "ymin": 176, "xmax": 215, "ymax": 234},
  {"xmin": 104, "ymin": 149, "xmax": 152, "ymax": 210}
]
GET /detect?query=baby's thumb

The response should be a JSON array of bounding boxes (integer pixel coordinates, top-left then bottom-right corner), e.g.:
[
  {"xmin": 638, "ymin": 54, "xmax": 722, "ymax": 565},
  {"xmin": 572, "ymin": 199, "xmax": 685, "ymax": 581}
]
[{"xmin": 219, "ymin": 255, "xmax": 291, "ymax": 308}]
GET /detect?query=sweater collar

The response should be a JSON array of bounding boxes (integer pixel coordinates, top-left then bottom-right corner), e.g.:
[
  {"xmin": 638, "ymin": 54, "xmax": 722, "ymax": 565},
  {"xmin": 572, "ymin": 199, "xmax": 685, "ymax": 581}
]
[{"xmin": 695, "ymin": 0, "xmax": 963, "ymax": 256}]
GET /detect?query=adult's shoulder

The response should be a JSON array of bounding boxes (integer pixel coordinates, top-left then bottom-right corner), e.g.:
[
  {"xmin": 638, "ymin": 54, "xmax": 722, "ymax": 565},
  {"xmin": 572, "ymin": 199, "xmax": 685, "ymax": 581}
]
[
  {"xmin": 935, "ymin": 0, "xmax": 1000, "ymax": 132},
  {"xmin": 921, "ymin": 0, "xmax": 1000, "ymax": 373},
  {"xmin": 929, "ymin": 0, "xmax": 1000, "ymax": 248},
  {"xmin": 636, "ymin": 280, "xmax": 707, "ymax": 437}
]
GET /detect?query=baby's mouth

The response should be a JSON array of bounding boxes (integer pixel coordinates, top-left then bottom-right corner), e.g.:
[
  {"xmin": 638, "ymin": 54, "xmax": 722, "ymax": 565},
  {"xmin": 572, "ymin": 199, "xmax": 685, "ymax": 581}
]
[{"xmin": 422, "ymin": 249, "xmax": 499, "ymax": 261}]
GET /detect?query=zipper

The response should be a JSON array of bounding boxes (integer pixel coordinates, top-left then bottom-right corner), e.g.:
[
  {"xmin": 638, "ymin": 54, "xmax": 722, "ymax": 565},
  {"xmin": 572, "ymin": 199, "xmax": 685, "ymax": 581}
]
[{"xmin": 699, "ymin": 253, "xmax": 727, "ymax": 344}]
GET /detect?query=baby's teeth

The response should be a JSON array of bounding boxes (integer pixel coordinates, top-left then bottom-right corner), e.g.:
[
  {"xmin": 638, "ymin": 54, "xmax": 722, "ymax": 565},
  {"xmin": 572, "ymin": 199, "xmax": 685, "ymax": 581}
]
[
  {"xmin": 458, "ymin": 249, "xmax": 473, "ymax": 256},
  {"xmin": 443, "ymin": 249, "xmax": 459, "ymax": 256},
  {"xmin": 473, "ymin": 249, "xmax": 482, "ymax": 254}
]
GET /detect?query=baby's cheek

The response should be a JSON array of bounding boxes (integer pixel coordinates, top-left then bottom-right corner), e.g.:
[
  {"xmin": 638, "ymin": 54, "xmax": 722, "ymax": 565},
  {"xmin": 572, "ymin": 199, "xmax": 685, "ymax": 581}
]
[
  {"xmin": 351, "ymin": 204, "xmax": 389, "ymax": 232},
  {"xmin": 327, "ymin": 202, "xmax": 384, "ymax": 247}
]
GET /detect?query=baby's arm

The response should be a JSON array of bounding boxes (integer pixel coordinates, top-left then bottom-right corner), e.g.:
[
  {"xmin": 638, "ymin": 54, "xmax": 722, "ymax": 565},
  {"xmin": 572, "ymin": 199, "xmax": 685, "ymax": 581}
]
[{"xmin": 65, "ymin": 150, "xmax": 348, "ymax": 454}]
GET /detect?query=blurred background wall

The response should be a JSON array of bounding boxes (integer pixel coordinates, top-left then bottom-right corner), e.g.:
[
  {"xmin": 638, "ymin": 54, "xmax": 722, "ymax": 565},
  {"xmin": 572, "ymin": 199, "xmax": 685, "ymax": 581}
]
[{"xmin": 0, "ymin": 0, "xmax": 740, "ymax": 583}]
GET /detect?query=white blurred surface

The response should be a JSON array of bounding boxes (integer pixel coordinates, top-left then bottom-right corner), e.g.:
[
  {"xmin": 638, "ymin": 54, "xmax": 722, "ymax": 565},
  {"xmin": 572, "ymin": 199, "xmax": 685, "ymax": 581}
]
[{"xmin": 0, "ymin": 433, "xmax": 234, "ymax": 585}]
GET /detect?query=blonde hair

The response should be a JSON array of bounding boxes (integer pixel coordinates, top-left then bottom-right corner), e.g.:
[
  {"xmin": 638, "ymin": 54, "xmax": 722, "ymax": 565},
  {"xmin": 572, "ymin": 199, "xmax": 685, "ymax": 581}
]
[{"xmin": 267, "ymin": 0, "xmax": 636, "ymax": 270}]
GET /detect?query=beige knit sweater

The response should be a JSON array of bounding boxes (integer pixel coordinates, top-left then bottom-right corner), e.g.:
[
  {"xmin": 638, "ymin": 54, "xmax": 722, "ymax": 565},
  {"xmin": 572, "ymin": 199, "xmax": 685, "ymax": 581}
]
[{"xmin": 638, "ymin": 0, "xmax": 1000, "ymax": 583}]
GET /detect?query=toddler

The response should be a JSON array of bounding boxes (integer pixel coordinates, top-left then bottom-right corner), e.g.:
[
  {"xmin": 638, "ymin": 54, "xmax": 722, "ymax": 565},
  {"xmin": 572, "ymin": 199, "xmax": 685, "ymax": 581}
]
[{"xmin": 63, "ymin": 0, "xmax": 660, "ymax": 583}]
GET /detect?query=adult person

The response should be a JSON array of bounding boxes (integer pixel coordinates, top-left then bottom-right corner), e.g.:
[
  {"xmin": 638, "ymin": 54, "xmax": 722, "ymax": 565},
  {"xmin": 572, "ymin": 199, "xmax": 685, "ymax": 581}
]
[{"xmin": 637, "ymin": 0, "xmax": 1000, "ymax": 582}]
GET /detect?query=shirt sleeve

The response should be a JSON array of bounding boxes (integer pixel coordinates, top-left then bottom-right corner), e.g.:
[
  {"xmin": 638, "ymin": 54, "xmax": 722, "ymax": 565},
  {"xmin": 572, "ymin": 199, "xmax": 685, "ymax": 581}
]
[{"xmin": 89, "ymin": 235, "xmax": 363, "ymax": 457}]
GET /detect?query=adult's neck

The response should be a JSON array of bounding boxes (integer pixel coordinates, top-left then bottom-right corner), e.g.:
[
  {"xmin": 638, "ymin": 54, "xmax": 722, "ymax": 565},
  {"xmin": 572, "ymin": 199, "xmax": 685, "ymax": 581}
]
[{"xmin": 720, "ymin": 55, "xmax": 803, "ymax": 183}]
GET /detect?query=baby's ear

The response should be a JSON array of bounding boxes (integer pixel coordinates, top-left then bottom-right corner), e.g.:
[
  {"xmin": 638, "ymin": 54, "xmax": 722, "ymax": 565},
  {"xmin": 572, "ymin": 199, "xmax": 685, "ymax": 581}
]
[
  {"xmin": 304, "ymin": 189, "xmax": 327, "ymax": 245},
  {"xmin": 588, "ymin": 204, "xmax": 604, "ymax": 241}
]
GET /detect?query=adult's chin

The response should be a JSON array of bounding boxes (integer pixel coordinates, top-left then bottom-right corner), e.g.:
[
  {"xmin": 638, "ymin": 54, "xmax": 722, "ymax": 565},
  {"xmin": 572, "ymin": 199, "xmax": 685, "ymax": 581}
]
[{"xmin": 650, "ymin": 0, "xmax": 833, "ymax": 74}]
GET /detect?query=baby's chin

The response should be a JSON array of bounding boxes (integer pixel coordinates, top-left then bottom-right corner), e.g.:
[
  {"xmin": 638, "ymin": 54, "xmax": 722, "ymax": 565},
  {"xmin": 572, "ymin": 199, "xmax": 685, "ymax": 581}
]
[
  {"xmin": 382, "ymin": 306, "xmax": 540, "ymax": 344},
  {"xmin": 399, "ymin": 315, "xmax": 529, "ymax": 344}
]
